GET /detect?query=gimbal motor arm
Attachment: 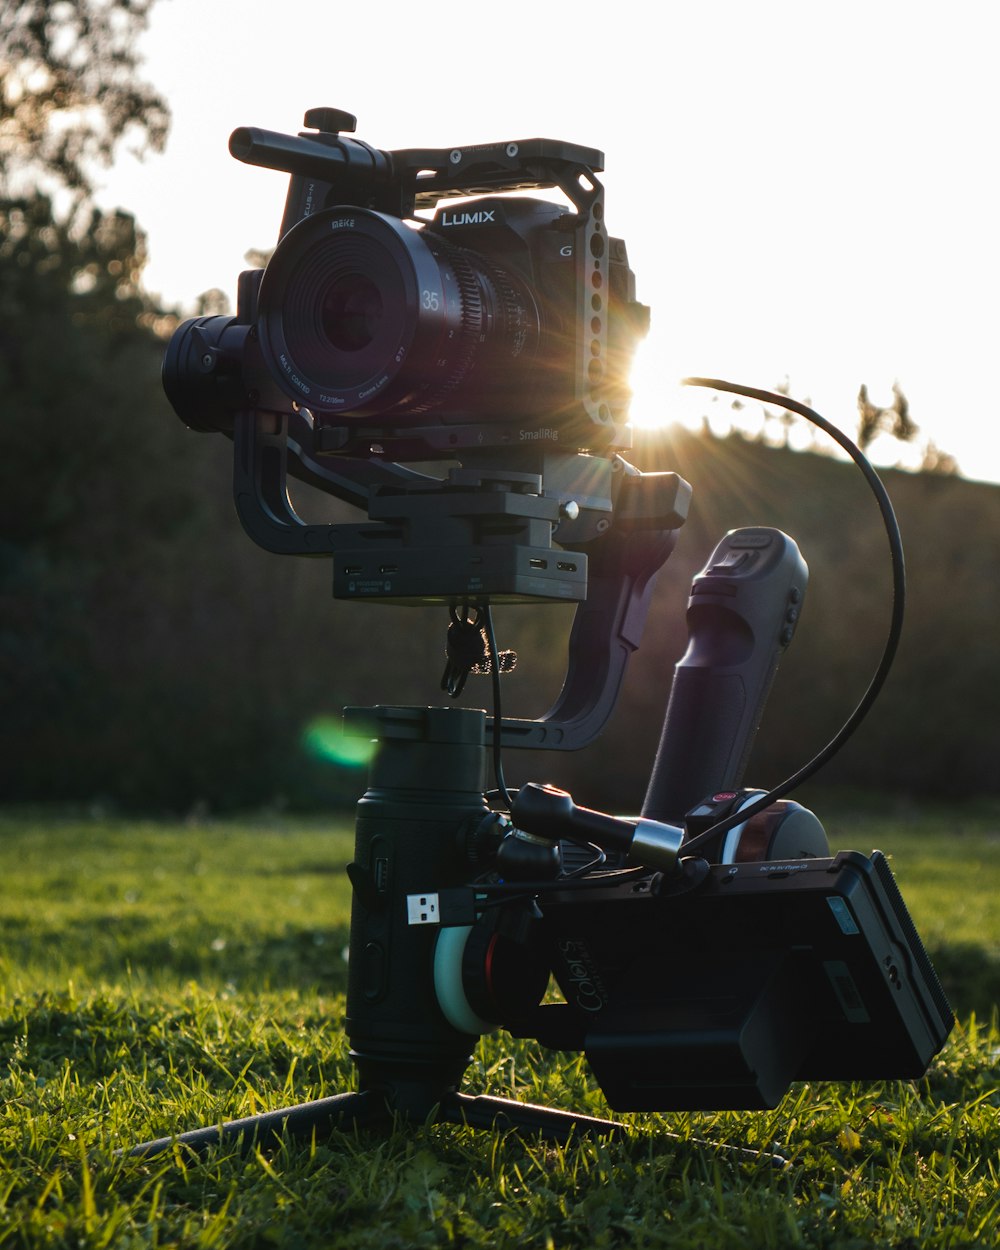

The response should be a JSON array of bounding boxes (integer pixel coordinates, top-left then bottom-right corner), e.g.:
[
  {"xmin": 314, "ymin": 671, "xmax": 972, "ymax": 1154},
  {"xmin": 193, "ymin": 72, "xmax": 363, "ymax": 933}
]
[{"xmin": 227, "ymin": 395, "xmax": 691, "ymax": 752}]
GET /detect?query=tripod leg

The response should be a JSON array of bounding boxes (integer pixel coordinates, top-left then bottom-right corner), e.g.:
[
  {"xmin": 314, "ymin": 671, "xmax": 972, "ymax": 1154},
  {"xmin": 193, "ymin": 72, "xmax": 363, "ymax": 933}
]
[
  {"xmin": 126, "ymin": 1089, "xmax": 383, "ymax": 1159},
  {"xmin": 442, "ymin": 1092, "xmax": 626, "ymax": 1142},
  {"xmin": 441, "ymin": 1094, "xmax": 785, "ymax": 1165}
]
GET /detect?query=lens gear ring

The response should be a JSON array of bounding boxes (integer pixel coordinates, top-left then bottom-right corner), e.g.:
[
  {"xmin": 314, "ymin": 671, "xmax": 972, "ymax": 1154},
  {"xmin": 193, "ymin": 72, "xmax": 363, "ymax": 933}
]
[{"xmin": 410, "ymin": 236, "xmax": 486, "ymax": 414}]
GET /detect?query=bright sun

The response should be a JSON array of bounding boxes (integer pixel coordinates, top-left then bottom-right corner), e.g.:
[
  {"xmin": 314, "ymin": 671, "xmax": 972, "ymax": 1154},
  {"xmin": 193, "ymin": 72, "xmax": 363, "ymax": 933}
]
[{"xmin": 628, "ymin": 341, "xmax": 701, "ymax": 432}]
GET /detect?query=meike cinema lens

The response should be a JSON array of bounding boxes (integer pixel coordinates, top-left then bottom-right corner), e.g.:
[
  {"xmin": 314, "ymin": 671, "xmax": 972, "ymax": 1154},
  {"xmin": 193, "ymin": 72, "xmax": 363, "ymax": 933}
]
[{"xmin": 256, "ymin": 204, "xmax": 541, "ymax": 418}]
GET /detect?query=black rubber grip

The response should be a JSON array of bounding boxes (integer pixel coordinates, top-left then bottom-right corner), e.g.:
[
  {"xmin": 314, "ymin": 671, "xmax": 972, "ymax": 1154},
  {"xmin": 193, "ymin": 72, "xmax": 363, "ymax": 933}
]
[{"xmin": 641, "ymin": 528, "xmax": 807, "ymax": 824}]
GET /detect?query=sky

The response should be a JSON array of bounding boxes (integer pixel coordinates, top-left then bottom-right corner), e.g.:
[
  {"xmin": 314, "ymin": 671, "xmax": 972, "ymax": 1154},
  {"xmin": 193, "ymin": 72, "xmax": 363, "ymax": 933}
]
[{"xmin": 96, "ymin": 0, "xmax": 1000, "ymax": 483}]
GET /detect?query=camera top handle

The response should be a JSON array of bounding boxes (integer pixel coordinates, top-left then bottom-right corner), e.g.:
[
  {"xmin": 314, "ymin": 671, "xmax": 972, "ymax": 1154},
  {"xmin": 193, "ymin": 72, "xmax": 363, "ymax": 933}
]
[{"xmin": 229, "ymin": 107, "xmax": 606, "ymax": 222}]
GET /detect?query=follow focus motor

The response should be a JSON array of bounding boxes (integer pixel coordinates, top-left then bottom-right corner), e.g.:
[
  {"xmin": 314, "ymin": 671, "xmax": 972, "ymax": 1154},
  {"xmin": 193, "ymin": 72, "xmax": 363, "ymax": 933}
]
[{"xmin": 136, "ymin": 109, "xmax": 953, "ymax": 1155}]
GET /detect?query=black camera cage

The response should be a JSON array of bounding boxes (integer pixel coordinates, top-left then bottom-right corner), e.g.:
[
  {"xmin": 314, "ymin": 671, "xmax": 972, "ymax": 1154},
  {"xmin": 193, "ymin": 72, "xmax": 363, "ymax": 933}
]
[{"xmin": 231, "ymin": 107, "xmax": 623, "ymax": 453}]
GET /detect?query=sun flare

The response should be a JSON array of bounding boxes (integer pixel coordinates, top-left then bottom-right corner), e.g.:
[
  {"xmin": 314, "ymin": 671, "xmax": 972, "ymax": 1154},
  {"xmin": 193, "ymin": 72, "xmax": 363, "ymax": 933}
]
[
  {"xmin": 627, "ymin": 341, "xmax": 684, "ymax": 431},
  {"xmin": 628, "ymin": 340, "xmax": 706, "ymax": 433}
]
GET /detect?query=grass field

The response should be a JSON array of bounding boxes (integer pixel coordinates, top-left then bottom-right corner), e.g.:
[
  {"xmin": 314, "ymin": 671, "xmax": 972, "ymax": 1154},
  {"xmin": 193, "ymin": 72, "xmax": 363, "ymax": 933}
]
[{"xmin": 1, "ymin": 804, "xmax": 998, "ymax": 1248}]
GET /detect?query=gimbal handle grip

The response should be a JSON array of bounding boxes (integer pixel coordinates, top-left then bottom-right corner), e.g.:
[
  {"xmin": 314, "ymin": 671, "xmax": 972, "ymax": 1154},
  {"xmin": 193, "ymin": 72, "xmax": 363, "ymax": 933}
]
[{"xmin": 641, "ymin": 528, "xmax": 807, "ymax": 825}]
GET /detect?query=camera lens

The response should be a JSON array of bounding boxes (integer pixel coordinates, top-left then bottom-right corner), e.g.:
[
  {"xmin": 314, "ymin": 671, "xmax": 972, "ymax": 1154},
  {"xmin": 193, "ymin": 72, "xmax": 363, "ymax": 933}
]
[{"xmin": 256, "ymin": 207, "xmax": 538, "ymax": 418}]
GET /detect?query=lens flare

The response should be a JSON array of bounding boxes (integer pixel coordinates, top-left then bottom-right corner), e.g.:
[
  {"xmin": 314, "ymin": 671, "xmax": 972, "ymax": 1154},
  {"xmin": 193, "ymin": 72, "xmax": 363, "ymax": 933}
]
[{"xmin": 301, "ymin": 716, "xmax": 377, "ymax": 768}]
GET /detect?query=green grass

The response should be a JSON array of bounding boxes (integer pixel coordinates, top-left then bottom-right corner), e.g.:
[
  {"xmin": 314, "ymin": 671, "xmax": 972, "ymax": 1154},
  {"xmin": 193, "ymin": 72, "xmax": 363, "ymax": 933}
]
[{"xmin": 1, "ymin": 805, "xmax": 999, "ymax": 1248}]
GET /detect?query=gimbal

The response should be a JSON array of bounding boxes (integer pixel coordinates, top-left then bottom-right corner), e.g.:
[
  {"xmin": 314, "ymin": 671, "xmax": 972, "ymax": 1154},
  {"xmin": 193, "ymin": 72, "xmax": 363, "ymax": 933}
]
[{"xmin": 128, "ymin": 111, "xmax": 951, "ymax": 1158}]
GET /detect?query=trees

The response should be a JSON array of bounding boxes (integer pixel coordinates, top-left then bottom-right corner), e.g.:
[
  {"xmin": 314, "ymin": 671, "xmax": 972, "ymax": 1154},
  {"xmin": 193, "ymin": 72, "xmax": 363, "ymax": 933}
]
[
  {"xmin": 0, "ymin": 0, "xmax": 169, "ymax": 209},
  {"xmin": 0, "ymin": 2, "xmax": 432, "ymax": 808},
  {"xmin": 1, "ymin": 0, "xmax": 174, "ymax": 559},
  {"xmin": 0, "ymin": 0, "xmax": 172, "ymax": 464},
  {"xmin": 856, "ymin": 382, "xmax": 958, "ymax": 475},
  {"xmin": 0, "ymin": 3, "xmax": 989, "ymax": 809},
  {"xmin": 0, "ymin": 1, "xmax": 177, "ymax": 802},
  {"xmin": 856, "ymin": 381, "xmax": 917, "ymax": 451}
]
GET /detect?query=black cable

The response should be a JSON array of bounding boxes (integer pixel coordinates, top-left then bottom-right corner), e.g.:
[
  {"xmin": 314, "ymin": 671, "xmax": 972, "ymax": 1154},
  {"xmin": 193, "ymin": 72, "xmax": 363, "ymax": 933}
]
[
  {"xmin": 677, "ymin": 378, "xmax": 907, "ymax": 858},
  {"xmin": 476, "ymin": 380, "xmax": 903, "ymax": 865},
  {"xmin": 482, "ymin": 603, "xmax": 514, "ymax": 811},
  {"xmin": 475, "ymin": 862, "xmax": 646, "ymax": 907}
]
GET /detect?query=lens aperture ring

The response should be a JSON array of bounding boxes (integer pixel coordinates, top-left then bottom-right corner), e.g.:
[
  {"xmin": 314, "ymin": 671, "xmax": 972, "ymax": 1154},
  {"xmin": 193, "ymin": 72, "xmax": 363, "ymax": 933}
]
[{"xmin": 409, "ymin": 234, "xmax": 538, "ymax": 415}]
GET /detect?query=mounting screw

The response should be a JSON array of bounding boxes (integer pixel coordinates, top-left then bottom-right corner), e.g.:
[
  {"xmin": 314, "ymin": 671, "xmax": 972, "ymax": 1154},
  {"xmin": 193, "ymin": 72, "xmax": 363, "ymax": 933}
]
[{"xmin": 304, "ymin": 107, "xmax": 357, "ymax": 134}]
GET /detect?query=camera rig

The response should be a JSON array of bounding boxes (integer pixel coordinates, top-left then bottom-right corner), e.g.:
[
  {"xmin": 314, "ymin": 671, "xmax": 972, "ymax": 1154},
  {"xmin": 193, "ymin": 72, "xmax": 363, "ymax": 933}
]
[{"xmin": 131, "ymin": 111, "xmax": 953, "ymax": 1158}]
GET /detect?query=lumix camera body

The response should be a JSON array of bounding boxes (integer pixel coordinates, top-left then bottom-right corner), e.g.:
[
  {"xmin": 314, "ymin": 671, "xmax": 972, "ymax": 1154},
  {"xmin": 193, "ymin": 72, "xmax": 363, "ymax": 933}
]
[{"xmin": 139, "ymin": 109, "xmax": 953, "ymax": 1157}]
